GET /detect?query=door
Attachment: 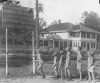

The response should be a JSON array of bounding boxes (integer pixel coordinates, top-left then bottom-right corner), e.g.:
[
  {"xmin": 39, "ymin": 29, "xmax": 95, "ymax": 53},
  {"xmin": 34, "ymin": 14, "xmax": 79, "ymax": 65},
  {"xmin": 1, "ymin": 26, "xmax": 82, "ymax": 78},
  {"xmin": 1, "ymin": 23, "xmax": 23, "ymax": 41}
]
[
  {"xmin": 87, "ymin": 43, "xmax": 90, "ymax": 50},
  {"xmin": 60, "ymin": 41, "xmax": 63, "ymax": 50}
]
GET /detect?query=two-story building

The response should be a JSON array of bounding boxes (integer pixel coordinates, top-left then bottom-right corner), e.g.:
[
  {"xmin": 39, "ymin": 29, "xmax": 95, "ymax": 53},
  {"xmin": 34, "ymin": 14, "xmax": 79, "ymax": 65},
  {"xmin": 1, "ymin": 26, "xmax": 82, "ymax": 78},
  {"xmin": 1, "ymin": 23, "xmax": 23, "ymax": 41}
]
[{"xmin": 41, "ymin": 22, "xmax": 100, "ymax": 51}]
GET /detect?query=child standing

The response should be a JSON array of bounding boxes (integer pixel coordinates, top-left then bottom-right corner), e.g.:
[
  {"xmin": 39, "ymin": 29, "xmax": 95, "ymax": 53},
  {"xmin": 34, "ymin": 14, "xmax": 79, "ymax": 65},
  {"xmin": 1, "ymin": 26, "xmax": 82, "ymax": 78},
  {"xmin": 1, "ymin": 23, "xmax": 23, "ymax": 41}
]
[
  {"xmin": 65, "ymin": 47, "xmax": 71, "ymax": 80},
  {"xmin": 59, "ymin": 50, "xmax": 65, "ymax": 79},
  {"xmin": 37, "ymin": 49, "xmax": 46, "ymax": 78},
  {"xmin": 76, "ymin": 47, "xmax": 82, "ymax": 81},
  {"xmin": 52, "ymin": 51, "xmax": 59, "ymax": 79},
  {"xmin": 87, "ymin": 52, "xmax": 96, "ymax": 83}
]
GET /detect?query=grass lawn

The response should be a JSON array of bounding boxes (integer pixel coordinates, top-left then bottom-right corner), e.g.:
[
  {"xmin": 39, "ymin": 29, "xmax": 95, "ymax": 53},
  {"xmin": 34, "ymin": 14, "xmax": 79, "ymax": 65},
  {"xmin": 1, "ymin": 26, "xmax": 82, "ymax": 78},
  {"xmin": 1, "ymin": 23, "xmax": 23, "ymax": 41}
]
[{"xmin": 0, "ymin": 53, "xmax": 99, "ymax": 80}]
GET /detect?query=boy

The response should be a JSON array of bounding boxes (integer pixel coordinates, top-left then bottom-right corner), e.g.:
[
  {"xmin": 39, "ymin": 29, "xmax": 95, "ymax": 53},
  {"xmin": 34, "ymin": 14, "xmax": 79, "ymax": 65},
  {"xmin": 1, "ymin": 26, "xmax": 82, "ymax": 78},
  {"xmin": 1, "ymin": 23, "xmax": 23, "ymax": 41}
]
[
  {"xmin": 76, "ymin": 46, "xmax": 82, "ymax": 81},
  {"xmin": 37, "ymin": 49, "xmax": 46, "ymax": 78},
  {"xmin": 59, "ymin": 50, "xmax": 65, "ymax": 79},
  {"xmin": 65, "ymin": 47, "xmax": 71, "ymax": 80},
  {"xmin": 87, "ymin": 52, "xmax": 96, "ymax": 83},
  {"xmin": 52, "ymin": 51, "xmax": 59, "ymax": 79}
]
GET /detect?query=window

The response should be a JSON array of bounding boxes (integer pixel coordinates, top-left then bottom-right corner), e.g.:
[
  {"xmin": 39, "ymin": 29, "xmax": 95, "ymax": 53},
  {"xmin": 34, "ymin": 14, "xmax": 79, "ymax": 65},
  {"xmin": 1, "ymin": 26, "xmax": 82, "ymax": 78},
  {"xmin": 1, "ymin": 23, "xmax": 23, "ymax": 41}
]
[
  {"xmin": 39, "ymin": 40, "xmax": 43, "ymax": 46},
  {"xmin": 78, "ymin": 42, "xmax": 79, "ymax": 47},
  {"xmin": 91, "ymin": 33, "xmax": 95, "ymax": 39},
  {"xmin": 73, "ymin": 32, "xmax": 75, "ymax": 37},
  {"xmin": 14, "ymin": 40, "xmax": 24, "ymax": 45},
  {"xmin": 91, "ymin": 42, "xmax": 93, "ymax": 48},
  {"xmin": 94, "ymin": 43, "xmax": 95, "ymax": 48},
  {"xmin": 81, "ymin": 42, "xmax": 86, "ymax": 47},
  {"xmin": 2, "ymin": 38, "xmax": 13, "ymax": 45},
  {"xmin": 73, "ymin": 32, "xmax": 80, "ymax": 37},
  {"xmin": 81, "ymin": 32, "xmax": 86, "ymax": 38},
  {"xmin": 73, "ymin": 42, "xmax": 75, "ymax": 47},
  {"xmin": 44, "ymin": 40, "xmax": 48, "ymax": 46},
  {"xmin": 75, "ymin": 32, "xmax": 80, "ymax": 37},
  {"xmin": 64, "ymin": 41, "xmax": 67, "ymax": 48},
  {"xmin": 54, "ymin": 41, "xmax": 59, "ymax": 47},
  {"xmin": 81, "ymin": 42, "xmax": 83, "ymax": 47},
  {"xmin": 76, "ymin": 42, "xmax": 77, "ymax": 47},
  {"xmin": 87, "ymin": 32, "xmax": 90, "ymax": 38},
  {"xmin": 70, "ymin": 32, "xmax": 73, "ymax": 36},
  {"xmin": 84, "ymin": 42, "xmax": 86, "ymax": 47}
]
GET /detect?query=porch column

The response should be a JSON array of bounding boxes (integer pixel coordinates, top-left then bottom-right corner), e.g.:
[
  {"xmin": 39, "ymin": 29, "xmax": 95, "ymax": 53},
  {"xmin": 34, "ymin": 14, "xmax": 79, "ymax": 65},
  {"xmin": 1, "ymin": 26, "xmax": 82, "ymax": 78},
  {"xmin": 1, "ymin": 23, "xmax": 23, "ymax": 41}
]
[{"xmin": 53, "ymin": 40, "xmax": 54, "ymax": 49}]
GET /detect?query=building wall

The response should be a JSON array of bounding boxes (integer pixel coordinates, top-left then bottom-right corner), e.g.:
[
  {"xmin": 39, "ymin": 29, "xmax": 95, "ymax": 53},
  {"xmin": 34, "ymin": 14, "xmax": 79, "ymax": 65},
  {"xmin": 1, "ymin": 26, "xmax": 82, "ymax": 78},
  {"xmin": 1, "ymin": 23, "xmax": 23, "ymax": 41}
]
[
  {"xmin": 42, "ymin": 31, "xmax": 99, "ymax": 52},
  {"xmin": 56, "ymin": 32, "xmax": 69, "ymax": 39}
]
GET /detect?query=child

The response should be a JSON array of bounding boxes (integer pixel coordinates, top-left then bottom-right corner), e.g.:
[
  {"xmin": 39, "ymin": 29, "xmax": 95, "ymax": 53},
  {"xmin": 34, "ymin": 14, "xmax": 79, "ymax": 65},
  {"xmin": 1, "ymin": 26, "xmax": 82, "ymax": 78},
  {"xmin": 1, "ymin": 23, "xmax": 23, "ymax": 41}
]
[
  {"xmin": 59, "ymin": 50, "xmax": 65, "ymax": 79},
  {"xmin": 37, "ymin": 49, "xmax": 46, "ymax": 78},
  {"xmin": 87, "ymin": 52, "xmax": 96, "ymax": 83},
  {"xmin": 76, "ymin": 46, "xmax": 82, "ymax": 81},
  {"xmin": 52, "ymin": 51, "xmax": 59, "ymax": 79},
  {"xmin": 65, "ymin": 47, "xmax": 71, "ymax": 80}
]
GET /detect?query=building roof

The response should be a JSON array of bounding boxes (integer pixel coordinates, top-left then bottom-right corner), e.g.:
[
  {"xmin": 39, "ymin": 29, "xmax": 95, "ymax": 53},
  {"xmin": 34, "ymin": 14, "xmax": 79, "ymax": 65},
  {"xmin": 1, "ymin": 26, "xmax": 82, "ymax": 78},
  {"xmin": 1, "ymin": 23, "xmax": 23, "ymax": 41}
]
[
  {"xmin": 47, "ymin": 35, "xmax": 62, "ymax": 40},
  {"xmin": 46, "ymin": 22, "xmax": 74, "ymax": 32},
  {"xmin": 73, "ymin": 25, "xmax": 99, "ymax": 33},
  {"xmin": 43, "ymin": 22, "xmax": 99, "ymax": 34}
]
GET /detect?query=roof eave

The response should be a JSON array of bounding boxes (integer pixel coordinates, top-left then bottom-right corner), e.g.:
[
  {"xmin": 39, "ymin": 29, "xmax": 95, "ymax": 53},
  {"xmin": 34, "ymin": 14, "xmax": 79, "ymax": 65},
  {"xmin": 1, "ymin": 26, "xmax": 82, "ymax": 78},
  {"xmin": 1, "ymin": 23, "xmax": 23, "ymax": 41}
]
[{"xmin": 49, "ymin": 30, "xmax": 68, "ymax": 33}]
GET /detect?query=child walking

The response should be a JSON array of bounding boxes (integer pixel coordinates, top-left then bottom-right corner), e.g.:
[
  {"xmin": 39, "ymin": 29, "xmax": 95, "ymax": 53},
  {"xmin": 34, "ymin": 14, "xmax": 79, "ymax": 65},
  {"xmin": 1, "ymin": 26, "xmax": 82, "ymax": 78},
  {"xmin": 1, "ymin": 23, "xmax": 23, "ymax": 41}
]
[
  {"xmin": 65, "ymin": 47, "xmax": 71, "ymax": 80},
  {"xmin": 76, "ymin": 47, "xmax": 82, "ymax": 81},
  {"xmin": 87, "ymin": 52, "xmax": 96, "ymax": 83},
  {"xmin": 59, "ymin": 50, "xmax": 65, "ymax": 79},
  {"xmin": 37, "ymin": 49, "xmax": 46, "ymax": 78},
  {"xmin": 52, "ymin": 51, "xmax": 59, "ymax": 79}
]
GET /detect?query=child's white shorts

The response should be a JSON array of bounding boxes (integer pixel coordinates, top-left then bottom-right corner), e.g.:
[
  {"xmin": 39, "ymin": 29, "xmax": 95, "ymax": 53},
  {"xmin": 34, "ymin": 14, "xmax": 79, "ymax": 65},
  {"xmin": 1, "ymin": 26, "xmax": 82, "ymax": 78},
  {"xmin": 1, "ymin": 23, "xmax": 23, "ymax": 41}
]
[{"xmin": 88, "ymin": 66, "xmax": 94, "ymax": 72}]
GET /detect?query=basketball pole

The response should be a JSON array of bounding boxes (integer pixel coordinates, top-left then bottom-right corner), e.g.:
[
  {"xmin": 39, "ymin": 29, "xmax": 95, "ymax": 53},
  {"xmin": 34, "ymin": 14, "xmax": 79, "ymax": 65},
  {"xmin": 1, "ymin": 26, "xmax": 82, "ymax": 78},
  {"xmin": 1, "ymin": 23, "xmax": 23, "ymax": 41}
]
[
  {"xmin": 6, "ymin": 27, "xmax": 8, "ymax": 75},
  {"xmin": 2, "ymin": 3, "xmax": 8, "ymax": 76},
  {"xmin": 32, "ymin": 30, "xmax": 35, "ymax": 74},
  {"xmin": 36, "ymin": 0, "xmax": 39, "ymax": 49}
]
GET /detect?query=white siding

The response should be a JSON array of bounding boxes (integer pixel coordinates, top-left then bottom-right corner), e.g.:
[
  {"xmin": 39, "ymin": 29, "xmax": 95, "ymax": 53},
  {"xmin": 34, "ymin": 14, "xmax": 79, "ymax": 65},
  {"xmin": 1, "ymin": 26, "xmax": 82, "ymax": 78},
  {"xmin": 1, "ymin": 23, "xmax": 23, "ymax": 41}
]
[{"xmin": 56, "ymin": 32, "xmax": 69, "ymax": 39}]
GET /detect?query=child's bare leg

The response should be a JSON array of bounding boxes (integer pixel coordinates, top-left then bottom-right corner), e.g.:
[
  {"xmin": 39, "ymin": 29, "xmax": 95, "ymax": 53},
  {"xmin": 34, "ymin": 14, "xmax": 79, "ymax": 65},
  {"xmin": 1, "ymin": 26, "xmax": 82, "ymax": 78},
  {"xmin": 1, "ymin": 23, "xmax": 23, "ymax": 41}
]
[
  {"xmin": 67, "ymin": 68, "xmax": 71, "ymax": 78},
  {"xmin": 54, "ymin": 69, "xmax": 58, "ymax": 77},
  {"xmin": 40, "ymin": 68, "xmax": 45, "ymax": 78},
  {"xmin": 65, "ymin": 69, "xmax": 67, "ymax": 79},
  {"xmin": 91, "ymin": 72, "xmax": 95, "ymax": 82},
  {"xmin": 61, "ymin": 68, "xmax": 63, "ymax": 79},
  {"xmin": 87, "ymin": 72, "xmax": 91, "ymax": 81},
  {"xmin": 79, "ymin": 69, "xmax": 82, "ymax": 81}
]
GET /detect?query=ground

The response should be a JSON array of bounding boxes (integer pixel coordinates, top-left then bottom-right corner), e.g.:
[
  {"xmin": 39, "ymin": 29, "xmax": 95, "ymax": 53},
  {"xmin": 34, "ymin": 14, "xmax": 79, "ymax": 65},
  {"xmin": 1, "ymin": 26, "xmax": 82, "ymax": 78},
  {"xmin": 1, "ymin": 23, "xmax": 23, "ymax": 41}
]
[{"xmin": 0, "ymin": 76, "xmax": 100, "ymax": 83}]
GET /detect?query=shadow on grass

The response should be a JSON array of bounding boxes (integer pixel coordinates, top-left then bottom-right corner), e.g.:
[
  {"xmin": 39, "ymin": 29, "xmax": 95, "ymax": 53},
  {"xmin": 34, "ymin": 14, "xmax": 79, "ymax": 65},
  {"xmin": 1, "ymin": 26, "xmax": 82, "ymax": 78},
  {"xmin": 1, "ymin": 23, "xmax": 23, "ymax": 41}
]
[{"xmin": 0, "ymin": 56, "xmax": 32, "ymax": 67}]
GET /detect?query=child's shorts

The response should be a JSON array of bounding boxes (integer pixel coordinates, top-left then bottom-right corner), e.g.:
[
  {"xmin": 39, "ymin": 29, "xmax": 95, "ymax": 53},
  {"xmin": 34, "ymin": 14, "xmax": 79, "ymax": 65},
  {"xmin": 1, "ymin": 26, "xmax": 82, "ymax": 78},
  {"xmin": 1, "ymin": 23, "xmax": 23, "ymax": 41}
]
[
  {"xmin": 60, "ymin": 62, "xmax": 65, "ymax": 69},
  {"xmin": 88, "ymin": 66, "xmax": 94, "ymax": 72},
  {"xmin": 77, "ymin": 61, "xmax": 82, "ymax": 70},
  {"xmin": 65, "ymin": 60, "xmax": 71, "ymax": 69},
  {"xmin": 37, "ymin": 60, "xmax": 44, "ymax": 70},
  {"xmin": 54, "ymin": 64, "xmax": 58, "ymax": 70}
]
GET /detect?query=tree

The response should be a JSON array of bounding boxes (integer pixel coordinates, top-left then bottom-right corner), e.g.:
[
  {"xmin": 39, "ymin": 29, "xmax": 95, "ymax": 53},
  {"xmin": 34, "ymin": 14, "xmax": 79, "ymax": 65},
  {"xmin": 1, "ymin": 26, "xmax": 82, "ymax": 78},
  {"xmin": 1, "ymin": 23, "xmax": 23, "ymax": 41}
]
[
  {"xmin": 9, "ymin": 1, "xmax": 46, "ymax": 47},
  {"xmin": 10, "ymin": 28, "xmax": 32, "ymax": 47},
  {"xmin": 80, "ymin": 11, "xmax": 100, "ymax": 31},
  {"xmin": 51, "ymin": 20, "xmax": 58, "ymax": 25},
  {"xmin": 4, "ymin": 0, "xmax": 20, "ymax": 5}
]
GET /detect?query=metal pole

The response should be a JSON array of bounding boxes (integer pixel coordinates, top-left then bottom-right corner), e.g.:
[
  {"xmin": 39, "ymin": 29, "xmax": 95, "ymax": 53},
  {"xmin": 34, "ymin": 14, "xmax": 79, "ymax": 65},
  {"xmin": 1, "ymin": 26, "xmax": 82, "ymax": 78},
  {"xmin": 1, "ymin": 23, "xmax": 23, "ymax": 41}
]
[
  {"xmin": 1, "ymin": 3, "xmax": 8, "ymax": 76},
  {"xmin": 36, "ymin": 0, "xmax": 39, "ymax": 49},
  {"xmin": 32, "ymin": 30, "xmax": 35, "ymax": 74},
  {"xmin": 6, "ymin": 27, "xmax": 8, "ymax": 75}
]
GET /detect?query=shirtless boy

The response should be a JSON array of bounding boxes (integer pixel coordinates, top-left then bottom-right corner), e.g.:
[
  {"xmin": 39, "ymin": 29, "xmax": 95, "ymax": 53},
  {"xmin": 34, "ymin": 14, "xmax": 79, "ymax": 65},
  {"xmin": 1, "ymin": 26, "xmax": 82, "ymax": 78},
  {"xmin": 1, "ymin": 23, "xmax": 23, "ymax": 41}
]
[
  {"xmin": 37, "ymin": 49, "xmax": 46, "ymax": 78},
  {"xmin": 87, "ymin": 52, "xmax": 96, "ymax": 83},
  {"xmin": 65, "ymin": 47, "xmax": 71, "ymax": 80}
]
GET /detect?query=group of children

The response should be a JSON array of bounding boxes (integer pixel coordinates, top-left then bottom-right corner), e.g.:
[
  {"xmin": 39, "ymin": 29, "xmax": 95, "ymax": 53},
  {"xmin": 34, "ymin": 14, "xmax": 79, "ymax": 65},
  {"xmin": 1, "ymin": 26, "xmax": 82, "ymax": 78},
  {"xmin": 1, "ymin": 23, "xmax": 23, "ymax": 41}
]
[{"xmin": 36, "ymin": 46, "xmax": 96, "ymax": 82}]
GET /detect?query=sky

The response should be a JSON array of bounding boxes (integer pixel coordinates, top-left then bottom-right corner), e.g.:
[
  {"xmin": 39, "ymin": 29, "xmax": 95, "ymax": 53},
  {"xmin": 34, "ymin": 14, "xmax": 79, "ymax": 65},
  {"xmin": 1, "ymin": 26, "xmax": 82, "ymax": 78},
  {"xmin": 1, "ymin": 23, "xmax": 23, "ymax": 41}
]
[{"xmin": 19, "ymin": 0, "xmax": 100, "ymax": 25}]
